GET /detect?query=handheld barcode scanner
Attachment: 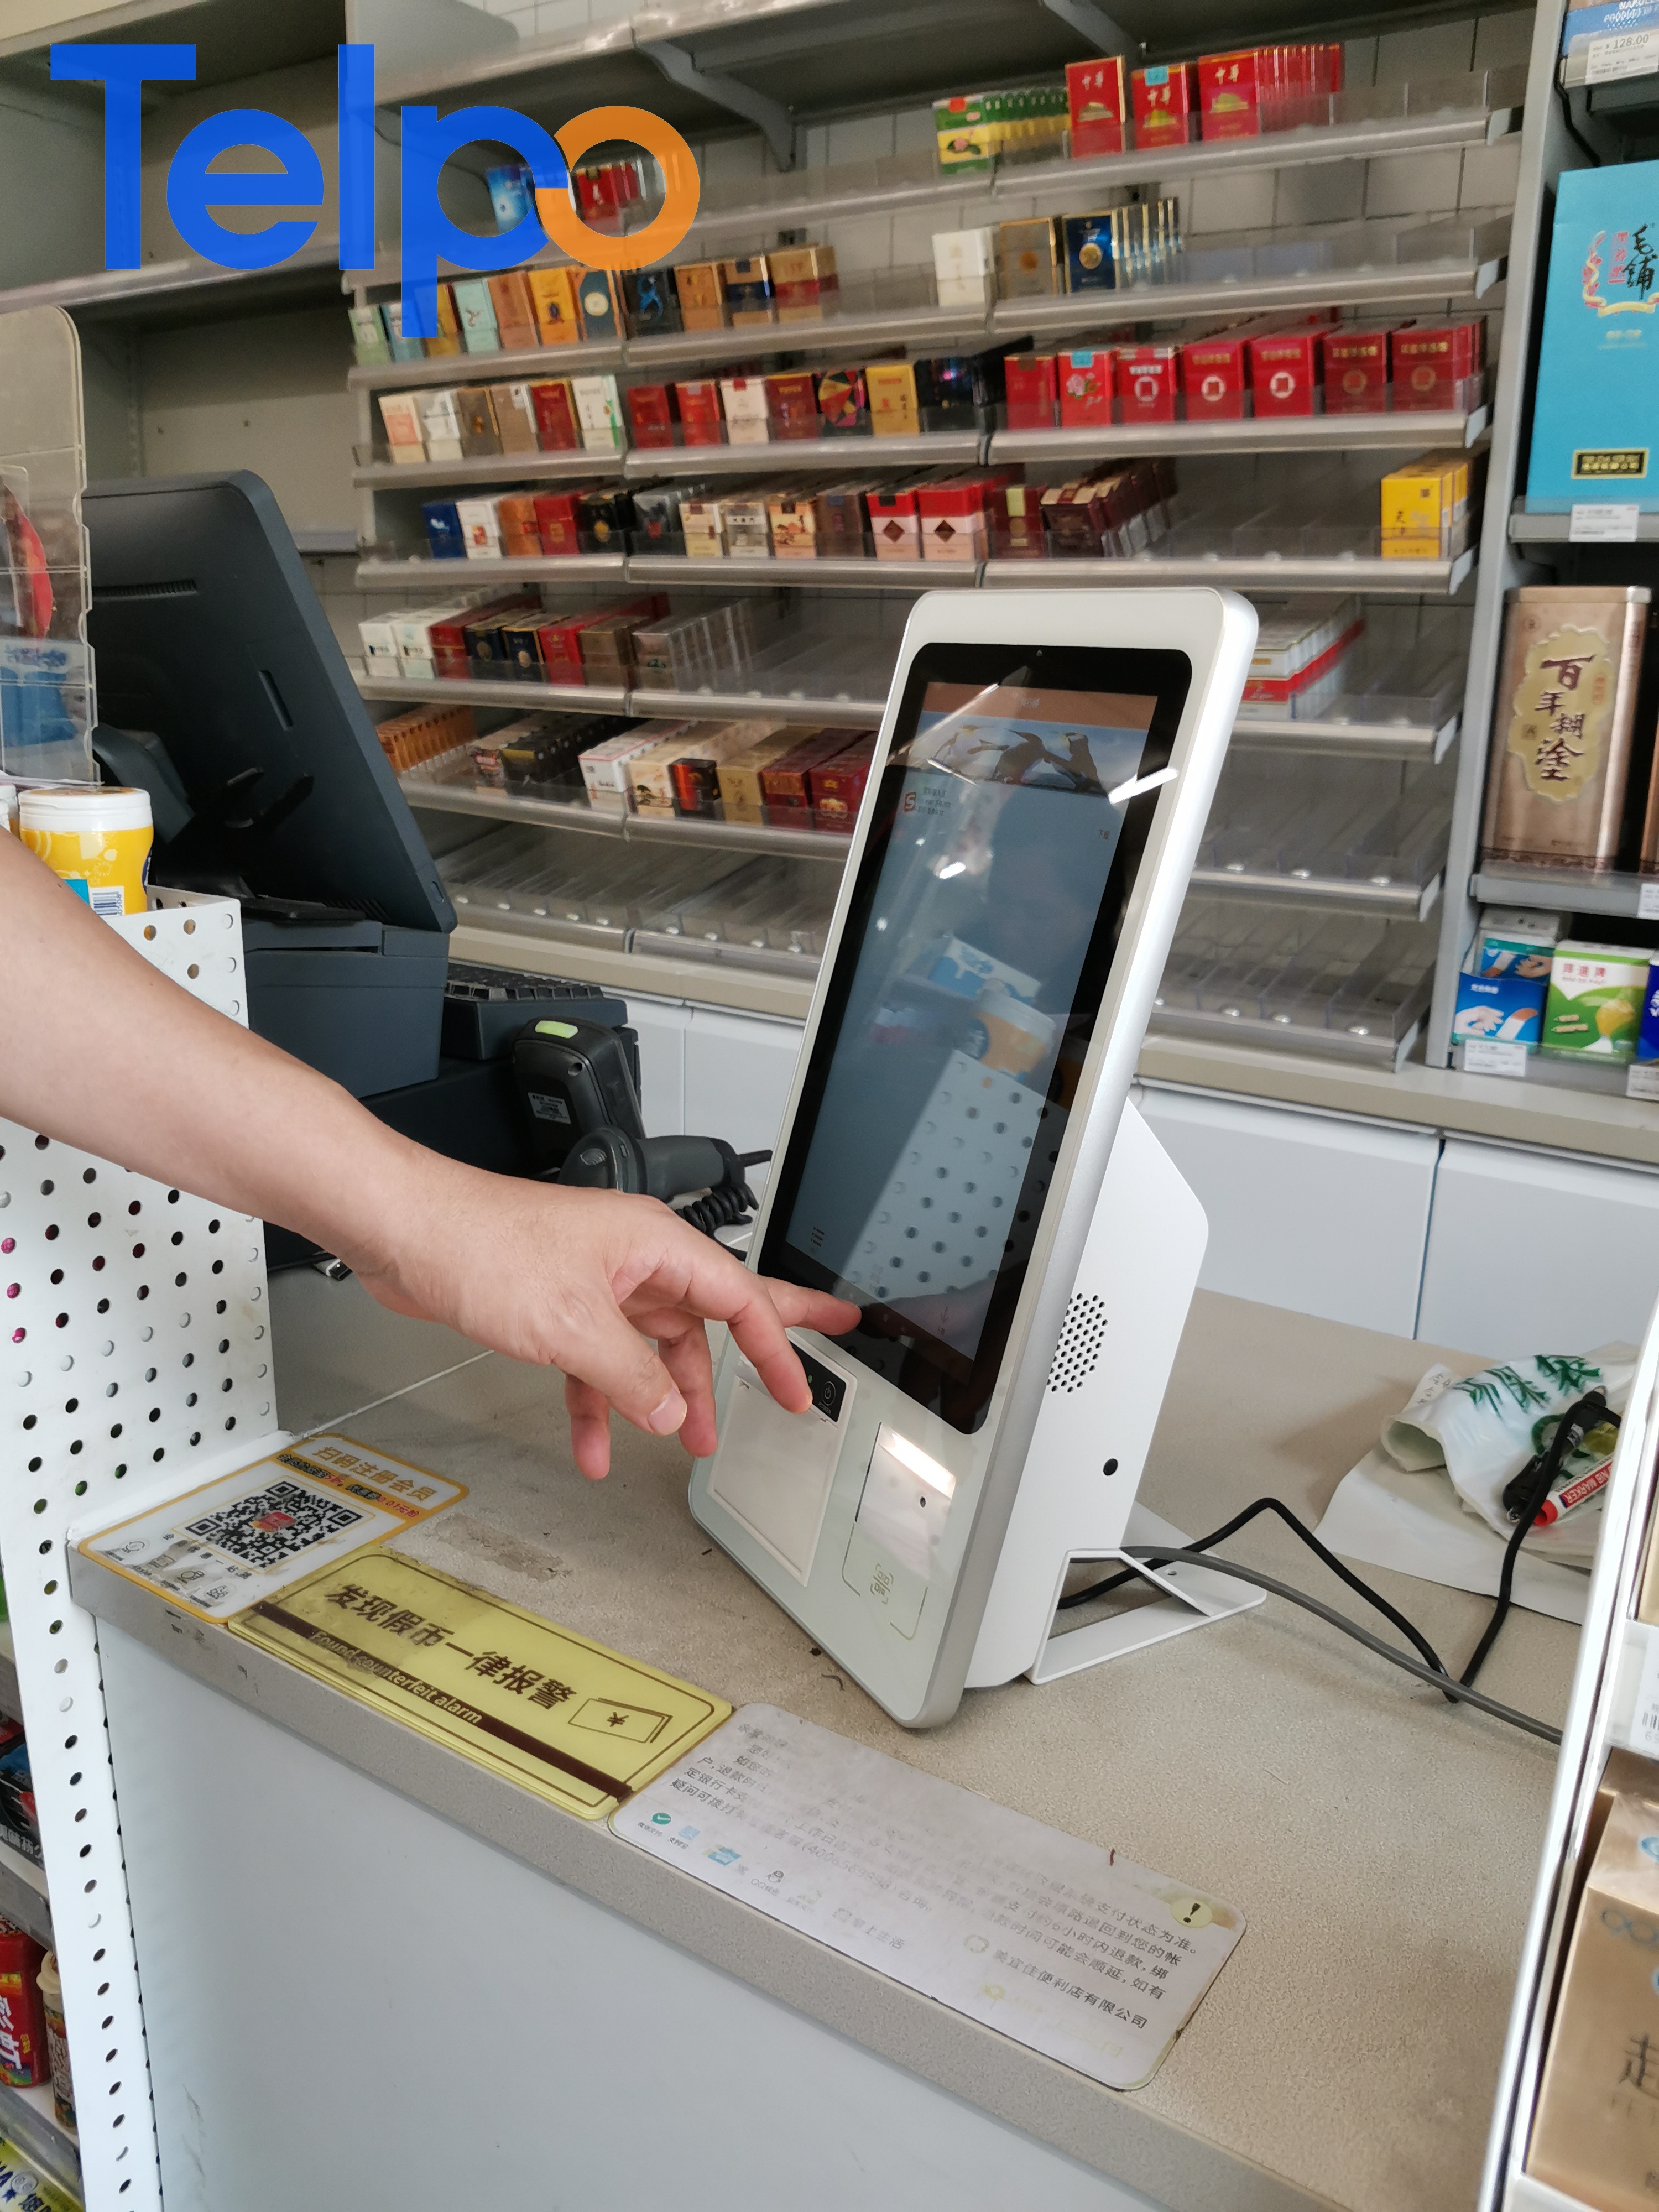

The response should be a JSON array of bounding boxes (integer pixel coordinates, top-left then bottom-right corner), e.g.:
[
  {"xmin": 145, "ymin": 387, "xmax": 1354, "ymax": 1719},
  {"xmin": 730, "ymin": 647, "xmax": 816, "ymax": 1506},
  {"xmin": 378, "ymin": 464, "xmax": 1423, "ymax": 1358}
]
[{"xmin": 691, "ymin": 590, "xmax": 1261, "ymax": 1728}]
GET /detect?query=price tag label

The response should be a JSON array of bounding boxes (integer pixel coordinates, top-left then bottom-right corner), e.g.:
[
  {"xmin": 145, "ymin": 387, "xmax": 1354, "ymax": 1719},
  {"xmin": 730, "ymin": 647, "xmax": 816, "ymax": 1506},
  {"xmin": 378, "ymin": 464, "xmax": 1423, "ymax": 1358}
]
[
  {"xmin": 1462, "ymin": 1039, "xmax": 1528, "ymax": 1079},
  {"xmin": 1569, "ymin": 502, "xmax": 1642, "ymax": 542},
  {"xmin": 1587, "ymin": 28, "xmax": 1659, "ymax": 82},
  {"xmin": 1631, "ymin": 1626, "xmax": 1659, "ymax": 1757},
  {"xmin": 1628, "ymin": 1063, "xmax": 1659, "ymax": 1101},
  {"xmin": 1638, "ymin": 880, "xmax": 1659, "ymax": 920}
]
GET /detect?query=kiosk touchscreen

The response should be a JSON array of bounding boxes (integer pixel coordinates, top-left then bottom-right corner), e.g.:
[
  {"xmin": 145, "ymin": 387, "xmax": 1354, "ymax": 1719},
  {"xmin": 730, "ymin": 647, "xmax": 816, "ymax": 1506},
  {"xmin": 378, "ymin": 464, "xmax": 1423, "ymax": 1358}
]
[{"xmin": 691, "ymin": 589, "xmax": 1258, "ymax": 1726}]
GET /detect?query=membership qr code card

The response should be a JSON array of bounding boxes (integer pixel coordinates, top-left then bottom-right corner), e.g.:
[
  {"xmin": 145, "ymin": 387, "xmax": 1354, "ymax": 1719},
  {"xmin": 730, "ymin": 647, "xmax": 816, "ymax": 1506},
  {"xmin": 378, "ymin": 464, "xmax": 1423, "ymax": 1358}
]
[
  {"xmin": 77, "ymin": 1433, "xmax": 466, "ymax": 1623},
  {"xmin": 229, "ymin": 1551, "xmax": 731, "ymax": 1820},
  {"xmin": 614, "ymin": 1705, "xmax": 1244, "ymax": 2092}
]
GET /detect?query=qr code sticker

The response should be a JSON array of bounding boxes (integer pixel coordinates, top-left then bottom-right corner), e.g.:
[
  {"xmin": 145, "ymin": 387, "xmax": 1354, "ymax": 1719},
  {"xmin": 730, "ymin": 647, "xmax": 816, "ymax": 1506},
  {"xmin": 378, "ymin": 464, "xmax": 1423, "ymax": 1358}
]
[{"xmin": 185, "ymin": 1479, "xmax": 365, "ymax": 1569}]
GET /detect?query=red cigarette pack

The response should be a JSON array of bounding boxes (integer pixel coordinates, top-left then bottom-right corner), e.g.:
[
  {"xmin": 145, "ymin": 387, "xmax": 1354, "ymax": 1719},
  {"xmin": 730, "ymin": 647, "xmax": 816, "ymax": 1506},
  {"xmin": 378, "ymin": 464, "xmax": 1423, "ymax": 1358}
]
[
  {"xmin": 761, "ymin": 729, "xmax": 856, "ymax": 827},
  {"xmin": 1249, "ymin": 329, "xmax": 1322, "ymax": 415},
  {"xmin": 1066, "ymin": 57, "xmax": 1128, "ymax": 157},
  {"xmin": 1004, "ymin": 353, "xmax": 1057, "ymax": 430},
  {"xmin": 625, "ymin": 384, "xmax": 677, "ymax": 448},
  {"xmin": 528, "ymin": 382, "xmax": 580, "ymax": 451},
  {"xmin": 1131, "ymin": 62, "xmax": 1197, "ymax": 149},
  {"xmin": 1322, "ymin": 327, "xmax": 1392, "ymax": 414},
  {"xmin": 497, "ymin": 494, "xmax": 541, "ymax": 557},
  {"xmin": 766, "ymin": 371, "xmax": 821, "ymax": 439},
  {"xmin": 1199, "ymin": 49, "xmax": 1262, "ymax": 139},
  {"xmin": 1116, "ymin": 344, "xmax": 1179, "ymax": 423},
  {"xmin": 531, "ymin": 488, "xmax": 586, "ymax": 556},
  {"xmin": 430, "ymin": 596, "xmax": 533, "ymax": 679},
  {"xmin": 809, "ymin": 733, "xmax": 878, "ymax": 831},
  {"xmin": 1391, "ymin": 322, "xmax": 1484, "ymax": 411},
  {"xmin": 675, "ymin": 379, "xmax": 725, "ymax": 445},
  {"xmin": 1058, "ymin": 346, "xmax": 1115, "ymax": 427}
]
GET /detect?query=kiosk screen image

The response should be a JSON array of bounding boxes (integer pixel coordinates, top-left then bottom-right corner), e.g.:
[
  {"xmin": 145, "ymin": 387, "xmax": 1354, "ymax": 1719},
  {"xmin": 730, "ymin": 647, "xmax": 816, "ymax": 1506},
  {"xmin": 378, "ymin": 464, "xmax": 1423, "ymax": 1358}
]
[{"xmin": 764, "ymin": 644, "xmax": 1190, "ymax": 1432}]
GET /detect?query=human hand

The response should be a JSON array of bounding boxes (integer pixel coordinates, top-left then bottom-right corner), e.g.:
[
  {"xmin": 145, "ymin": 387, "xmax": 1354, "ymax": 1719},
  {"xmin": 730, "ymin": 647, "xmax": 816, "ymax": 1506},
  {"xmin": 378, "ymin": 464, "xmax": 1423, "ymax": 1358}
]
[{"xmin": 345, "ymin": 1159, "xmax": 859, "ymax": 1479}]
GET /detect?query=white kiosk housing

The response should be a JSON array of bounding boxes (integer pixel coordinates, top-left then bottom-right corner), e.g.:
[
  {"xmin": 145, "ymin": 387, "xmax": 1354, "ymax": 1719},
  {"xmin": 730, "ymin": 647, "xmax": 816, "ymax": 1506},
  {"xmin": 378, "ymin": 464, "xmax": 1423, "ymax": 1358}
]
[{"xmin": 692, "ymin": 588, "xmax": 1261, "ymax": 1726}]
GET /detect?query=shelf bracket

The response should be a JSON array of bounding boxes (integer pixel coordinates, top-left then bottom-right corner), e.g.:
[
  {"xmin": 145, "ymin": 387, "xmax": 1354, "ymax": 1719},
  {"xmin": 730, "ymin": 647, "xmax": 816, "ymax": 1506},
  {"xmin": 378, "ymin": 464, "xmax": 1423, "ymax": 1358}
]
[
  {"xmin": 639, "ymin": 38, "xmax": 799, "ymax": 173},
  {"xmin": 1037, "ymin": 0, "xmax": 1138, "ymax": 59}
]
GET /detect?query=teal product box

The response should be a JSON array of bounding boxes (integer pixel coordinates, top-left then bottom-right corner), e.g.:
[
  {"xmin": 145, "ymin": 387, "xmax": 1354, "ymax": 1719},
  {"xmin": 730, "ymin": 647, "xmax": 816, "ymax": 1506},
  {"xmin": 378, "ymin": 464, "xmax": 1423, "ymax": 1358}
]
[
  {"xmin": 1452, "ymin": 971, "xmax": 1547, "ymax": 1049},
  {"xmin": 1475, "ymin": 905, "xmax": 1563, "ymax": 981},
  {"xmin": 450, "ymin": 278, "xmax": 501, "ymax": 352},
  {"xmin": 382, "ymin": 298, "xmax": 426, "ymax": 362},
  {"xmin": 1527, "ymin": 160, "xmax": 1659, "ymax": 510},
  {"xmin": 1062, "ymin": 212, "xmax": 1118, "ymax": 293},
  {"xmin": 1639, "ymin": 963, "xmax": 1659, "ymax": 1061}
]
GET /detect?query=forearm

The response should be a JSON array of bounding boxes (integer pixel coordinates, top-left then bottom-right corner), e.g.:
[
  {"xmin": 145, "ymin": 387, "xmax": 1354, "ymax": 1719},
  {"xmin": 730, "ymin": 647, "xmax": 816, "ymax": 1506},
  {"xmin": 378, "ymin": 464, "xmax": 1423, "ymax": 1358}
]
[{"xmin": 0, "ymin": 833, "xmax": 432, "ymax": 1267}]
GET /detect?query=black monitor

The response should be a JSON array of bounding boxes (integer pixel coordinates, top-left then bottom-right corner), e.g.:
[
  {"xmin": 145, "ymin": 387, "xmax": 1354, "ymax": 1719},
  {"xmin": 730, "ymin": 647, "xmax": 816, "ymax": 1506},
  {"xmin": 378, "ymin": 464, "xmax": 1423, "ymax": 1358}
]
[{"xmin": 83, "ymin": 472, "xmax": 454, "ymax": 1097}]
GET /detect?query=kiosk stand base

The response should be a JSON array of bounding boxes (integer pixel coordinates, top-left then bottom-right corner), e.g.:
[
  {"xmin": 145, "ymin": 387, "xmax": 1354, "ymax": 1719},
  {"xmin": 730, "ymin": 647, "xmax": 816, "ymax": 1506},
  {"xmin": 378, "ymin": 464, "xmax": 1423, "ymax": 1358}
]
[{"xmin": 1027, "ymin": 1505, "xmax": 1266, "ymax": 1686}]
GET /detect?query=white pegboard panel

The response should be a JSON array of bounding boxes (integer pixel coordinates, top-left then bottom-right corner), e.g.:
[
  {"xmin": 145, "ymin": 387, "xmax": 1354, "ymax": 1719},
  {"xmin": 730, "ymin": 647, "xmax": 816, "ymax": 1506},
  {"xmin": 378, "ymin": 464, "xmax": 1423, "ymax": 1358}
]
[{"xmin": 0, "ymin": 896, "xmax": 278, "ymax": 2211}]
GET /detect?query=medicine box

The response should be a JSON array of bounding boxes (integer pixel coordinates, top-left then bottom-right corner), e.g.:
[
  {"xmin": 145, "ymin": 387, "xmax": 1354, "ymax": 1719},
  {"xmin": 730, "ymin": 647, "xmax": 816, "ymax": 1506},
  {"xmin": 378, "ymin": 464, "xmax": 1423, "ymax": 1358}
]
[
  {"xmin": 1541, "ymin": 940, "xmax": 1652, "ymax": 1058},
  {"xmin": 1528, "ymin": 159, "xmax": 1659, "ymax": 508},
  {"xmin": 1452, "ymin": 972, "xmax": 1548, "ymax": 1048}
]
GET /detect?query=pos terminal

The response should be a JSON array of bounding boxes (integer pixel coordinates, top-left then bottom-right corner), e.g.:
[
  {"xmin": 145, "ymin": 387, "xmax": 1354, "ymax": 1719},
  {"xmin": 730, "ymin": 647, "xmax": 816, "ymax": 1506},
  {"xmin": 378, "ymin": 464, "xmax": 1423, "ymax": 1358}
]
[{"xmin": 691, "ymin": 589, "xmax": 1260, "ymax": 1726}]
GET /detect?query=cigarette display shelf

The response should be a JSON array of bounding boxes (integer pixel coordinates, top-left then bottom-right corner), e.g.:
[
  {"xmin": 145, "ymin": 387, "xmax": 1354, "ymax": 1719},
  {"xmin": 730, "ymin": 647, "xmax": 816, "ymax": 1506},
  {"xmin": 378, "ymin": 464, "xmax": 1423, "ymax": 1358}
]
[
  {"xmin": 620, "ymin": 431, "xmax": 984, "ymax": 475},
  {"xmin": 1509, "ymin": 507, "xmax": 1659, "ymax": 543},
  {"xmin": 1149, "ymin": 1004, "xmax": 1423, "ymax": 1070},
  {"xmin": 1190, "ymin": 865, "xmax": 1442, "ymax": 920},
  {"xmin": 0, "ymin": 237, "xmax": 343, "ymax": 329},
  {"xmin": 352, "ymin": 448, "xmax": 626, "ymax": 491},
  {"xmin": 404, "ymin": 774, "xmax": 852, "ymax": 863},
  {"xmin": 1230, "ymin": 713, "xmax": 1460, "ymax": 764},
  {"xmin": 1470, "ymin": 862, "xmax": 1659, "ymax": 921},
  {"xmin": 620, "ymin": 305, "xmax": 993, "ymax": 372},
  {"xmin": 990, "ymin": 408, "xmax": 1489, "ymax": 464},
  {"xmin": 362, "ymin": 674, "xmax": 632, "ymax": 714},
  {"xmin": 347, "ymin": 340, "xmax": 626, "ymax": 393},
  {"xmin": 625, "ymin": 551, "xmax": 977, "ymax": 591},
  {"xmin": 984, "ymin": 550, "xmax": 1478, "ymax": 597},
  {"xmin": 0, "ymin": 2079, "xmax": 80, "ymax": 2206},
  {"xmin": 357, "ymin": 554, "xmax": 628, "ymax": 588}
]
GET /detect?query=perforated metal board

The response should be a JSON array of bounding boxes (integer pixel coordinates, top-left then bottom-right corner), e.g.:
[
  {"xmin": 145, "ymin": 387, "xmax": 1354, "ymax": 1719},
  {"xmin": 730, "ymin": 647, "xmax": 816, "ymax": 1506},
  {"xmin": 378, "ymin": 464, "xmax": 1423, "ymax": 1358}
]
[{"xmin": 0, "ymin": 894, "xmax": 275, "ymax": 2211}]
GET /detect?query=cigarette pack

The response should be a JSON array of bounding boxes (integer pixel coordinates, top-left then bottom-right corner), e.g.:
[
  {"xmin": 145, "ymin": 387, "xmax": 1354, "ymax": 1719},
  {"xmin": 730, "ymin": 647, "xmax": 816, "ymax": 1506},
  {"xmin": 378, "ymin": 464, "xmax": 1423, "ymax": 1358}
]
[
  {"xmin": 528, "ymin": 379, "xmax": 580, "ymax": 450},
  {"xmin": 867, "ymin": 482, "xmax": 924, "ymax": 558},
  {"xmin": 771, "ymin": 244, "xmax": 838, "ymax": 322},
  {"xmin": 768, "ymin": 493, "xmax": 818, "ymax": 557},
  {"xmin": 808, "ymin": 732, "xmax": 878, "ymax": 831},
  {"xmin": 673, "ymin": 262, "xmax": 727, "ymax": 331},
  {"xmin": 1058, "ymin": 347, "xmax": 1114, "ymax": 427},
  {"xmin": 1379, "ymin": 448, "xmax": 1476, "ymax": 554},
  {"xmin": 580, "ymin": 729, "xmax": 661, "ymax": 812},
  {"xmin": 1001, "ymin": 482, "xmax": 1046, "ymax": 556},
  {"xmin": 760, "ymin": 729, "xmax": 857, "ymax": 826},
  {"xmin": 816, "ymin": 365, "xmax": 868, "ymax": 432},
  {"xmin": 631, "ymin": 718, "xmax": 775, "ymax": 813},
  {"xmin": 1392, "ymin": 321, "xmax": 1484, "ymax": 411},
  {"xmin": 358, "ymin": 615, "xmax": 402, "ymax": 681},
  {"xmin": 1323, "ymin": 327, "xmax": 1391, "ymax": 414},
  {"xmin": 679, "ymin": 491, "xmax": 728, "ymax": 558},
  {"xmin": 455, "ymin": 496, "xmax": 502, "ymax": 557},
  {"xmin": 494, "ymin": 383, "xmax": 540, "ymax": 453},
  {"xmin": 934, "ymin": 91, "xmax": 995, "ymax": 174},
  {"xmin": 1483, "ymin": 585, "xmax": 1653, "ymax": 869},
  {"xmin": 620, "ymin": 268, "xmax": 681, "ymax": 337},
  {"xmin": 1249, "ymin": 330, "xmax": 1322, "ymax": 415},
  {"xmin": 495, "ymin": 620, "xmax": 547, "ymax": 681},
  {"xmin": 421, "ymin": 500, "xmax": 466, "ymax": 560},
  {"xmin": 429, "ymin": 284, "xmax": 465, "ymax": 357},
  {"xmin": 394, "ymin": 603, "xmax": 461, "ymax": 680},
  {"xmin": 719, "ymin": 378, "xmax": 771, "ymax": 445},
  {"xmin": 486, "ymin": 270, "xmax": 539, "ymax": 351},
  {"xmin": 625, "ymin": 383, "xmax": 677, "ymax": 448},
  {"xmin": 671, "ymin": 719, "xmax": 786, "ymax": 816},
  {"xmin": 721, "ymin": 255, "xmax": 774, "ymax": 326},
  {"xmin": 576, "ymin": 487, "xmax": 634, "ymax": 548},
  {"xmin": 416, "ymin": 387, "xmax": 464, "ymax": 463},
  {"xmin": 813, "ymin": 482, "xmax": 872, "ymax": 555},
  {"xmin": 867, "ymin": 361, "xmax": 920, "ymax": 437},
  {"xmin": 767, "ymin": 371, "xmax": 821, "ymax": 440},
  {"xmin": 462, "ymin": 611, "xmax": 518, "ymax": 676},
  {"xmin": 534, "ymin": 611, "xmax": 604, "ymax": 684},
  {"xmin": 496, "ymin": 494, "xmax": 542, "ymax": 557},
  {"xmin": 1131, "ymin": 62, "xmax": 1197, "ymax": 148},
  {"xmin": 455, "ymin": 385, "xmax": 502, "ymax": 457},
  {"xmin": 571, "ymin": 374, "xmax": 625, "ymax": 450},
  {"xmin": 451, "ymin": 278, "xmax": 501, "ymax": 352},
  {"xmin": 1240, "ymin": 595, "xmax": 1364, "ymax": 701},
  {"xmin": 429, "ymin": 597, "xmax": 530, "ymax": 678},
  {"xmin": 675, "ymin": 380, "xmax": 724, "ymax": 446},
  {"xmin": 1004, "ymin": 353, "xmax": 1058, "ymax": 430},
  {"xmin": 717, "ymin": 729, "xmax": 813, "ymax": 823},
  {"xmin": 348, "ymin": 304, "xmax": 390, "ymax": 364},
  {"xmin": 373, "ymin": 699, "xmax": 477, "ymax": 773},
  {"xmin": 1117, "ymin": 344, "xmax": 1179, "ymax": 423},
  {"xmin": 997, "ymin": 218, "xmax": 1061, "ymax": 299},
  {"xmin": 531, "ymin": 488, "xmax": 583, "ymax": 556},
  {"xmin": 719, "ymin": 493, "xmax": 771, "ymax": 556},
  {"xmin": 381, "ymin": 299, "xmax": 426, "ymax": 362},
  {"xmin": 526, "ymin": 267, "xmax": 582, "ymax": 347},
  {"xmin": 1062, "ymin": 211, "xmax": 1121, "ymax": 293},
  {"xmin": 573, "ymin": 270, "xmax": 621, "ymax": 342},
  {"xmin": 932, "ymin": 228, "xmax": 994, "ymax": 309},
  {"xmin": 1066, "ymin": 56, "xmax": 1128, "ymax": 156},
  {"xmin": 377, "ymin": 391, "xmax": 426, "ymax": 458},
  {"xmin": 1198, "ymin": 50, "xmax": 1263, "ymax": 139}
]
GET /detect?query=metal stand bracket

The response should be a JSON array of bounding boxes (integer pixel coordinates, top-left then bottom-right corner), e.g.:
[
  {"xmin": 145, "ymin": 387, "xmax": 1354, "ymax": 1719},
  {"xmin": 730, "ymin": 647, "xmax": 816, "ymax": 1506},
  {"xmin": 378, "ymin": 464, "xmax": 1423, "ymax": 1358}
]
[
  {"xmin": 1037, "ymin": 0, "xmax": 1138, "ymax": 60},
  {"xmin": 1029, "ymin": 1504, "xmax": 1265, "ymax": 1686},
  {"xmin": 640, "ymin": 37, "xmax": 799, "ymax": 172}
]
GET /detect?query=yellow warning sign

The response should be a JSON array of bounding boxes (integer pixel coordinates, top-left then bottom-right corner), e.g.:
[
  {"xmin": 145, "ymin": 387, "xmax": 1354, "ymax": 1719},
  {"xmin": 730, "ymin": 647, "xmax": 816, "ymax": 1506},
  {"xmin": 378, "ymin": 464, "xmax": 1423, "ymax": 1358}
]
[{"xmin": 228, "ymin": 1551, "xmax": 730, "ymax": 1819}]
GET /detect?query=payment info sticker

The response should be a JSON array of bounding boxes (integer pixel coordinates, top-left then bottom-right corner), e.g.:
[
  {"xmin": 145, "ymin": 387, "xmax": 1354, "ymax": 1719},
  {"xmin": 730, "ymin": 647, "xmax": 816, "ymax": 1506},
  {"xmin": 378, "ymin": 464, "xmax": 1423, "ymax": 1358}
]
[
  {"xmin": 229, "ymin": 1551, "xmax": 731, "ymax": 1820},
  {"xmin": 78, "ymin": 1433, "xmax": 467, "ymax": 1623}
]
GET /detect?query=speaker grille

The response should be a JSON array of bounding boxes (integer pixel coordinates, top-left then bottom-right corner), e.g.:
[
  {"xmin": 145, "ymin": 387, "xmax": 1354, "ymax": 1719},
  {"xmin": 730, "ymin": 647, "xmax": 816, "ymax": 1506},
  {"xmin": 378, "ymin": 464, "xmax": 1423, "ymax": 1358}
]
[{"xmin": 1047, "ymin": 1294, "xmax": 1108, "ymax": 1393}]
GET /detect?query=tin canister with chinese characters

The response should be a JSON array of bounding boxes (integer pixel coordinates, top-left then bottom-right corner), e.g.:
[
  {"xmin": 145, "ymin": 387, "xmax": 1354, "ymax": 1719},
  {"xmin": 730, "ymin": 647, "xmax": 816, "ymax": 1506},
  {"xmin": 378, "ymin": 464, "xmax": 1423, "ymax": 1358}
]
[{"xmin": 1481, "ymin": 585, "xmax": 1652, "ymax": 870}]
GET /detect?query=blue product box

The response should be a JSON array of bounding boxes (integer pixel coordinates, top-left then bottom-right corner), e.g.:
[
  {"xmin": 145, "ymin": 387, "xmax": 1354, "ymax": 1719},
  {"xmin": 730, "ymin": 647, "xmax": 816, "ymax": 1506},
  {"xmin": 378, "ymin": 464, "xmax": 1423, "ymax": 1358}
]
[
  {"xmin": 422, "ymin": 499, "xmax": 466, "ymax": 559},
  {"xmin": 1062, "ymin": 213, "xmax": 1118, "ymax": 293},
  {"xmin": 1452, "ymin": 971, "xmax": 1548, "ymax": 1049},
  {"xmin": 1637, "ymin": 964, "xmax": 1659, "ymax": 1061},
  {"xmin": 1527, "ymin": 160, "xmax": 1659, "ymax": 510},
  {"xmin": 487, "ymin": 161, "xmax": 533, "ymax": 229},
  {"xmin": 381, "ymin": 298, "xmax": 426, "ymax": 362},
  {"xmin": 1562, "ymin": 0, "xmax": 1659, "ymax": 53}
]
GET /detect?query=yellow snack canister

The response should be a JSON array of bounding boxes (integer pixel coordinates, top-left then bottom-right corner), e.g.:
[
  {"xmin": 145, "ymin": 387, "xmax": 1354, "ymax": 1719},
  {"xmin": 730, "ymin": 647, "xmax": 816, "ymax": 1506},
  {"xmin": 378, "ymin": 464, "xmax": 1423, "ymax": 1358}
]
[{"xmin": 19, "ymin": 786, "xmax": 152, "ymax": 917}]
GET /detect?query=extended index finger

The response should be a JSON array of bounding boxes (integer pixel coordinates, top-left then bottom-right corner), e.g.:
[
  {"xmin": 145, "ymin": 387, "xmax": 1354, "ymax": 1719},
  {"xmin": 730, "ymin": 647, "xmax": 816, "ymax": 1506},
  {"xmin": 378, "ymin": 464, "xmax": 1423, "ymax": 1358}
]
[{"xmin": 651, "ymin": 1233, "xmax": 857, "ymax": 1413}]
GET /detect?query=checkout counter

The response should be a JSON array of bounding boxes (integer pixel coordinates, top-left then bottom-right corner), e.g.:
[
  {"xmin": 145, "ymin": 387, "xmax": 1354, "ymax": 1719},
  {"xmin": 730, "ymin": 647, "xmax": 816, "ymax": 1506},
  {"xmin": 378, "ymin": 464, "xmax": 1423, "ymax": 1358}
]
[{"xmin": 70, "ymin": 1275, "xmax": 1571, "ymax": 2212}]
